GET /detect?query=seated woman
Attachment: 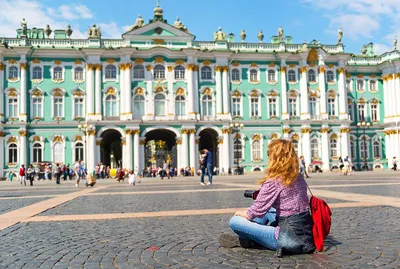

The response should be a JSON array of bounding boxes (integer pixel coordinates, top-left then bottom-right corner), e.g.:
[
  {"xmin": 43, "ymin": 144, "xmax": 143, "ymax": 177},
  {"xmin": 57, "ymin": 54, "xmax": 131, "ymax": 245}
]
[{"xmin": 219, "ymin": 139, "xmax": 315, "ymax": 256}]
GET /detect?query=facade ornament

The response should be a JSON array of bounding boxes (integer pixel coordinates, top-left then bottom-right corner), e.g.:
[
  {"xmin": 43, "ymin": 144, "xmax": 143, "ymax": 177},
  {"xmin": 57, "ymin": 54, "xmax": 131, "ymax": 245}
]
[
  {"xmin": 88, "ymin": 24, "xmax": 101, "ymax": 39},
  {"xmin": 174, "ymin": 17, "xmax": 189, "ymax": 33},
  {"xmin": 337, "ymin": 27, "xmax": 343, "ymax": 44},
  {"xmin": 240, "ymin": 29, "xmax": 246, "ymax": 43},
  {"xmin": 299, "ymin": 40, "xmax": 308, "ymax": 52},
  {"xmin": 0, "ymin": 39, "xmax": 5, "ymax": 47},
  {"xmin": 45, "ymin": 24, "xmax": 52, "ymax": 38},
  {"xmin": 128, "ymin": 14, "xmax": 145, "ymax": 31},
  {"xmin": 320, "ymin": 127, "xmax": 330, "ymax": 133},
  {"xmin": 361, "ymin": 45, "xmax": 367, "ymax": 56},
  {"xmin": 66, "ymin": 25, "xmax": 73, "ymax": 38},
  {"xmin": 278, "ymin": 26, "xmax": 284, "ymax": 43},
  {"xmin": 214, "ymin": 27, "xmax": 226, "ymax": 41},
  {"xmin": 257, "ymin": 30, "xmax": 264, "ymax": 43},
  {"xmin": 394, "ymin": 36, "xmax": 398, "ymax": 51},
  {"xmin": 19, "ymin": 130, "xmax": 27, "ymax": 137},
  {"xmin": 283, "ymin": 127, "xmax": 291, "ymax": 134},
  {"xmin": 21, "ymin": 18, "xmax": 27, "ymax": 37}
]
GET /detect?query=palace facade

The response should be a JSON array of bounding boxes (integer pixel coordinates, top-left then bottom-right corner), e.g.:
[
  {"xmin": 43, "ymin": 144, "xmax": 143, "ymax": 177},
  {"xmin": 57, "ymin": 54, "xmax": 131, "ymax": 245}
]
[{"xmin": 0, "ymin": 4, "xmax": 399, "ymax": 176}]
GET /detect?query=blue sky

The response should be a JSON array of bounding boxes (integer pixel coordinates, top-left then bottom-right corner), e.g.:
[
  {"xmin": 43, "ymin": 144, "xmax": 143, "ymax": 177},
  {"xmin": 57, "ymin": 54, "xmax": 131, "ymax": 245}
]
[{"xmin": 1, "ymin": 0, "xmax": 399, "ymax": 55}]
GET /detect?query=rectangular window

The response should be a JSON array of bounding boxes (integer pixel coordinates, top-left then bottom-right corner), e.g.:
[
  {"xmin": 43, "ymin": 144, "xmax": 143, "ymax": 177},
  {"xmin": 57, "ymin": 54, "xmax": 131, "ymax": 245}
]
[
  {"xmin": 371, "ymin": 104, "xmax": 378, "ymax": 121},
  {"xmin": 360, "ymin": 142, "xmax": 368, "ymax": 159},
  {"xmin": 309, "ymin": 100, "xmax": 316, "ymax": 117},
  {"xmin": 32, "ymin": 97, "xmax": 43, "ymax": 118},
  {"xmin": 8, "ymin": 98, "xmax": 18, "ymax": 118},
  {"xmin": 33, "ymin": 147, "xmax": 42, "ymax": 163},
  {"xmin": 53, "ymin": 98, "xmax": 64, "ymax": 117},
  {"xmin": 8, "ymin": 146, "xmax": 18, "ymax": 163},
  {"xmin": 74, "ymin": 98, "xmax": 84, "ymax": 117},
  {"xmin": 268, "ymin": 98, "xmax": 277, "ymax": 117},
  {"xmin": 251, "ymin": 97, "xmax": 259, "ymax": 117},
  {"xmin": 348, "ymin": 103, "xmax": 353, "ymax": 121},
  {"xmin": 232, "ymin": 98, "xmax": 241, "ymax": 117},
  {"xmin": 252, "ymin": 141, "xmax": 261, "ymax": 160},
  {"xmin": 369, "ymin": 80, "xmax": 376, "ymax": 91},
  {"xmin": 328, "ymin": 99, "xmax": 335, "ymax": 117},
  {"xmin": 358, "ymin": 104, "xmax": 365, "ymax": 121},
  {"xmin": 288, "ymin": 98, "xmax": 296, "ymax": 117}
]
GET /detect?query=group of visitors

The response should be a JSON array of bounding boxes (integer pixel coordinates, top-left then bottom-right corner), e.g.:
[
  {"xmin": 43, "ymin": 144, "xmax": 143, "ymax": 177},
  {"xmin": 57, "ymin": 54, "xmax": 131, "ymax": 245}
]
[{"xmin": 338, "ymin": 156, "xmax": 353, "ymax": 175}]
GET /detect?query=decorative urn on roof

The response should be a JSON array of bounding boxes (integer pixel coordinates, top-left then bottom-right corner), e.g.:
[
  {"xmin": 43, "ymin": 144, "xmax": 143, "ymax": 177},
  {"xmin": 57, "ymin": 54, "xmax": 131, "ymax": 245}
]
[
  {"xmin": 240, "ymin": 29, "xmax": 246, "ymax": 43},
  {"xmin": 257, "ymin": 30, "xmax": 264, "ymax": 43},
  {"xmin": 45, "ymin": 24, "xmax": 52, "ymax": 38}
]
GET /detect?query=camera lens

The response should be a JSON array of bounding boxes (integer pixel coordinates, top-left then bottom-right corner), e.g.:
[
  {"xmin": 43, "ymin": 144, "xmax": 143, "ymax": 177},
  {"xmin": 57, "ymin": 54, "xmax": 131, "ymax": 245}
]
[{"xmin": 244, "ymin": 190, "xmax": 255, "ymax": 198}]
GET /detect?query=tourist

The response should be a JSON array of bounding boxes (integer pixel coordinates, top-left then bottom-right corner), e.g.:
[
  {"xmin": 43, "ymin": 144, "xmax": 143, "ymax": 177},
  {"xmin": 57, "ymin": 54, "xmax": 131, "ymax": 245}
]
[
  {"xmin": 343, "ymin": 156, "xmax": 350, "ymax": 176},
  {"xmin": 8, "ymin": 171, "xmax": 16, "ymax": 181},
  {"xmin": 62, "ymin": 164, "xmax": 67, "ymax": 180},
  {"xmin": 128, "ymin": 170, "xmax": 136, "ymax": 186},
  {"xmin": 44, "ymin": 164, "xmax": 51, "ymax": 180},
  {"xmin": 95, "ymin": 163, "xmax": 101, "ymax": 179},
  {"xmin": 100, "ymin": 163, "xmax": 105, "ymax": 179},
  {"xmin": 74, "ymin": 160, "xmax": 84, "ymax": 187},
  {"xmin": 300, "ymin": 156, "xmax": 310, "ymax": 178},
  {"xmin": 203, "ymin": 149, "xmax": 213, "ymax": 185},
  {"xmin": 106, "ymin": 166, "xmax": 111, "ymax": 178},
  {"xmin": 27, "ymin": 164, "xmax": 35, "ymax": 186},
  {"xmin": 219, "ymin": 139, "xmax": 315, "ymax": 256},
  {"xmin": 199, "ymin": 149, "xmax": 207, "ymax": 185},
  {"xmin": 55, "ymin": 163, "xmax": 62, "ymax": 184},
  {"xmin": 338, "ymin": 157, "xmax": 344, "ymax": 175},
  {"xmin": 19, "ymin": 164, "xmax": 26, "ymax": 186},
  {"xmin": 392, "ymin": 157, "xmax": 397, "ymax": 171},
  {"xmin": 117, "ymin": 168, "xmax": 125, "ymax": 183}
]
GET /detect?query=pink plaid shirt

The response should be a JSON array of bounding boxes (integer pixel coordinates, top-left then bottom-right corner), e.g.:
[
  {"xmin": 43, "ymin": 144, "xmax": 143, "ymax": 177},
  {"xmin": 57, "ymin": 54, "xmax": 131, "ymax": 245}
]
[{"xmin": 246, "ymin": 174, "xmax": 310, "ymax": 239}]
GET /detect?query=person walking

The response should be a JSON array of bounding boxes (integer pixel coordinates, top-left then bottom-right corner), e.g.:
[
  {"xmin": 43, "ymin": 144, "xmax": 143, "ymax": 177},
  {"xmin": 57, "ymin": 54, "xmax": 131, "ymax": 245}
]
[
  {"xmin": 204, "ymin": 149, "xmax": 213, "ymax": 185},
  {"xmin": 392, "ymin": 157, "xmax": 397, "ymax": 171},
  {"xmin": 338, "ymin": 157, "xmax": 344, "ymax": 175},
  {"xmin": 300, "ymin": 156, "xmax": 310, "ymax": 178},
  {"xmin": 128, "ymin": 170, "xmax": 136, "ymax": 186},
  {"xmin": 75, "ymin": 160, "xmax": 83, "ymax": 187},
  {"xmin": 343, "ymin": 156, "xmax": 350, "ymax": 176},
  {"xmin": 199, "ymin": 149, "xmax": 207, "ymax": 185},
  {"xmin": 55, "ymin": 163, "xmax": 62, "ymax": 184},
  {"xmin": 27, "ymin": 164, "xmax": 35, "ymax": 186},
  {"xmin": 19, "ymin": 164, "xmax": 26, "ymax": 186}
]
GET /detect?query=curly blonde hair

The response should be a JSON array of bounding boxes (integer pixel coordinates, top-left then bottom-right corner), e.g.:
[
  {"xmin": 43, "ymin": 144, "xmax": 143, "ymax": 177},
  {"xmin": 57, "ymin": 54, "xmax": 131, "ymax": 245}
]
[{"xmin": 257, "ymin": 139, "xmax": 299, "ymax": 186}]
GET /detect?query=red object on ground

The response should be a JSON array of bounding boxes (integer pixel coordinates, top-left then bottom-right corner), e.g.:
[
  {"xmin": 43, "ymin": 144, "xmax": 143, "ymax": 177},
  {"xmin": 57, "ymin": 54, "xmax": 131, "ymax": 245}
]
[
  {"xmin": 311, "ymin": 161, "xmax": 324, "ymax": 165},
  {"xmin": 146, "ymin": 246, "xmax": 159, "ymax": 251},
  {"xmin": 310, "ymin": 196, "xmax": 332, "ymax": 251}
]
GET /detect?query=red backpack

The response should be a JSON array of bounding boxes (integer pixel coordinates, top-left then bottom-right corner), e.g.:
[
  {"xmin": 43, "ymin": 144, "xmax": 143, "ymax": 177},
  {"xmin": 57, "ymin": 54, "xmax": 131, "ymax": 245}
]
[{"xmin": 306, "ymin": 183, "xmax": 332, "ymax": 251}]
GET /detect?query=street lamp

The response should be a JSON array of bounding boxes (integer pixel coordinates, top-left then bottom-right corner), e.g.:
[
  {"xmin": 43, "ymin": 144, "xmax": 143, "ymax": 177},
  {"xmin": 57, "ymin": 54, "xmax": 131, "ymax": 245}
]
[
  {"xmin": 357, "ymin": 121, "xmax": 371, "ymax": 171},
  {"xmin": 229, "ymin": 121, "xmax": 244, "ymax": 175},
  {"xmin": 78, "ymin": 123, "xmax": 95, "ymax": 169}
]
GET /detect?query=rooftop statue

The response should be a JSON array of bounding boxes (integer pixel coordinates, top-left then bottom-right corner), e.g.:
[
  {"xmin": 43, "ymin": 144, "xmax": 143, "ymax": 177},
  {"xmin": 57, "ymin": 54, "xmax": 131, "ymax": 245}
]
[
  {"xmin": 174, "ymin": 17, "xmax": 188, "ymax": 33},
  {"xmin": 337, "ymin": 27, "xmax": 343, "ymax": 44},
  {"xmin": 21, "ymin": 18, "xmax": 27, "ymax": 37},
  {"xmin": 45, "ymin": 24, "xmax": 52, "ymax": 38},
  {"xmin": 361, "ymin": 45, "xmax": 367, "ymax": 55},
  {"xmin": 88, "ymin": 24, "xmax": 101, "ymax": 39},
  {"xmin": 128, "ymin": 14, "xmax": 145, "ymax": 31},
  {"xmin": 394, "ymin": 36, "xmax": 398, "ymax": 51},
  {"xmin": 299, "ymin": 40, "xmax": 308, "ymax": 52},
  {"xmin": 240, "ymin": 29, "xmax": 246, "ymax": 42},
  {"xmin": 258, "ymin": 30, "xmax": 264, "ymax": 43},
  {"xmin": 278, "ymin": 26, "xmax": 284, "ymax": 43},
  {"xmin": 213, "ymin": 27, "xmax": 226, "ymax": 41},
  {"xmin": 66, "ymin": 25, "xmax": 73, "ymax": 38}
]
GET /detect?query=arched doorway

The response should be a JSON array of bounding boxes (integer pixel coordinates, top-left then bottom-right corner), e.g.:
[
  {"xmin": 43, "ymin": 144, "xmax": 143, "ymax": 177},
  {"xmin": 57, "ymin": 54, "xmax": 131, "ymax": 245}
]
[
  {"xmin": 145, "ymin": 129, "xmax": 177, "ymax": 168},
  {"xmin": 199, "ymin": 129, "xmax": 219, "ymax": 168},
  {"xmin": 101, "ymin": 129, "xmax": 122, "ymax": 168}
]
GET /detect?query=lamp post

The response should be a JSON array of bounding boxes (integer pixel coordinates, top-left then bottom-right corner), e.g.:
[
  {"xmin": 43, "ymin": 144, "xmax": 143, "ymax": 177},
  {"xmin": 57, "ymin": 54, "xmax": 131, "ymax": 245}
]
[
  {"xmin": 357, "ymin": 121, "xmax": 370, "ymax": 171},
  {"xmin": 229, "ymin": 121, "xmax": 244, "ymax": 175},
  {"xmin": 78, "ymin": 123, "xmax": 95, "ymax": 170}
]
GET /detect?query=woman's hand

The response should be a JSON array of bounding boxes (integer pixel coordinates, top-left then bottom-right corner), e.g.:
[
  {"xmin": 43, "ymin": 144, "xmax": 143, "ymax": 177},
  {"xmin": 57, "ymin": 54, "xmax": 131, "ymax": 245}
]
[{"xmin": 234, "ymin": 210, "xmax": 249, "ymax": 220}]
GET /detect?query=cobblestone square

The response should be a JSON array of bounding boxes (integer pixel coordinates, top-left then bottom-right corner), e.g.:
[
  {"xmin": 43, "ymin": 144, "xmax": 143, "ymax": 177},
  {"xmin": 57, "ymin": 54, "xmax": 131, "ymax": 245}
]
[{"xmin": 1, "ymin": 172, "xmax": 400, "ymax": 268}]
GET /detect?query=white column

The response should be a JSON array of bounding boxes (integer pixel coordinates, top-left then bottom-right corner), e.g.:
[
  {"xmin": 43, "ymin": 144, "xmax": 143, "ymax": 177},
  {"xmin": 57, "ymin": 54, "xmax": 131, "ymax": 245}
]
[
  {"xmin": 301, "ymin": 128, "xmax": 311, "ymax": 167},
  {"xmin": 167, "ymin": 66, "xmax": 174, "ymax": 117},
  {"xmin": 19, "ymin": 63, "xmax": 27, "ymax": 121},
  {"xmin": 383, "ymin": 79, "xmax": 389, "ymax": 119},
  {"xmin": 187, "ymin": 65, "xmax": 195, "ymax": 118},
  {"xmin": 299, "ymin": 67, "xmax": 309, "ymax": 120},
  {"xmin": 215, "ymin": 66, "xmax": 223, "ymax": 116},
  {"xmin": 119, "ymin": 65, "xmax": 126, "ymax": 120},
  {"xmin": 218, "ymin": 138, "xmax": 224, "ymax": 173},
  {"xmin": 195, "ymin": 137, "xmax": 200, "ymax": 171},
  {"xmin": 319, "ymin": 66, "xmax": 327, "ymax": 119},
  {"xmin": 321, "ymin": 128, "xmax": 330, "ymax": 170},
  {"xmin": 124, "ymin": 131, "xmax": 133, "ymax": 170},
  {"xmin": 139, "ymin": 138, "xmax": 146, "ymax": 172},
  {"xmin": 193, "ymin": 66, "xmax": 199, "ymax": 115},
  {"xmin": 395, "ymin": 132, "xmax": 400, "ymax": 160},
  {"xmin": 229, "ymin": 133, "xmax": 235, "ymax": 168},
  {"xmin": 281, "ymin": 66, "xmax": 289, "ymax": 120},
  {"xmin": 146, "ymin": 67, "xmax": 154, "ymax": 118},
  {"xmin": 19, "ymin": 131, "xmax": 27, "ymax": 167},
  {"xmin": 338, "ymin": 68, "xmax": 348, "ymax": 120},
  {"xmin": 87, "ymin": 131, "xmax": 96, "ymax": 172},
  {"xmin": 133, "ymin": 130, "xmax": 140, "ymax": 172},
  {"xmin": 181, "ymin": 131, "xmax": 189, "ymax": 168},
  {"xmin": 0, "ymin": 132, "xmax": 4, "ymax": 177},
  {"xmin": 176, "ymin": 138, "xmax": 182, "ymax": 171},
  {"xmin": 95, "ymin": 65, "xmax": 102, "ymax": 118},
  {"xmin": 189, "ymin": 130, "xmax": 196, "ymax": 170},
  {"xmin": 95, "ymin": 139, "xmax": 101, "ymax": 165},
  {"xmin": 390, "ymin": 76, "xmax": 396, "ymax": 119},
  {"xmin": 0, "ymin": 63, "xmax": 4, "ymax": 121},
  {"xmin": 222, "ymin": 67, "xmax": 230, "ymax": 115},
  {"xmin": 125, "ymin": 64, "xmax": 132, "ymax": 120},
  {"xmin": 222, "ymin": 129, "xmax": 231, "ymax": 172},
  {"xmin": 385, "ymin": 133, "xmax": 391, "ymax": 161},
  {"xmin": 340, "ymin": 128, "xmax": 350, "ymax": 158},
  {"xmin": 86, "ymin": 64, "xmax": 95, "ymax": 119}
]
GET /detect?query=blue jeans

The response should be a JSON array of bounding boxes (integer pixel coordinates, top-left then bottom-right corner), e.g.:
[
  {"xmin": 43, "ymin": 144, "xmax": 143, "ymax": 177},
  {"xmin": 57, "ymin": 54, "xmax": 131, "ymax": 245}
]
[
  {"xmin": 200, "ymin": 166, "xmax": 206, "ymax": 183},
  {"xmin": 229, "ymin": 208, "xmax": 278, "ymax": 250},
  {"xmin": 207, "ymin": 163, "xmax": 213, "ymax": 183}
]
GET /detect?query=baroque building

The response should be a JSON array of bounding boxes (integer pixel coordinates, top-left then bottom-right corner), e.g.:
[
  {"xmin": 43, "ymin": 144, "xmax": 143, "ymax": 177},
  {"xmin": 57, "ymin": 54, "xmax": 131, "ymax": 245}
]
[{"xmin": 0, "ymin": 4, "xmax": 399, "ymax": 176}]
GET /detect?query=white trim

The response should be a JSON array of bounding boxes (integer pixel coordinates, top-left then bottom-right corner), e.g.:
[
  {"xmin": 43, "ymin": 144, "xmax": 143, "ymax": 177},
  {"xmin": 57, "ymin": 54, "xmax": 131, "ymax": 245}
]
[
  {"xmin": 250, "ymin": 133, "xmax": 264, "ymax": 162},
  {"xmin": 71, "ymin": 89, "xmax": 86, "ymax": 119},
  {"xmin": 325, "ymin": 66, "xmax": 337, "ymax": 85},
  {"xmin": 50, "ymin": 88, "xmax": 66, "ymax": 119},
  {"xmin": 230, "ymin": 90, "xmax": 243, "ymax": 118},
  {"xmin": 153, "ymin": 63, "xmax": 167, "ymax": 81},
  {"xmin": 287, "ymin": 89, "xmax": 300, "ymax": 118},
  {"xmin": 371, "ymin": 136, "xmax": 382, "ymax": 159},
  {"xmin": 29, "ymin": 135, "xmax": 45, "ymax": 164},
  {"xmin": 72, "ymin": 63, "xmax": 86, "ymax": 84},
  {"xmin": 266, "ymin": 66, "xmax": 278, "ymax": 85},
  {"xmin": 50, "ymin": 64, "xmax": 65, "ymax": 83},
  {"xmin": 72, "ymin": 140, "xmax": 85, "ymax": 164},
  {"xmin": 97, "ymin": 126, "xmax": 126, "ymax": 138},
  {"xmin": 141, "ymin": 126, "xmax": 181, "ymax": 138},
  {"xmin": 30, "ymin": 63, "xmax": 44, "ymax": 83},
  {"xmin": 369, "ymin": 99, "xmax": 380, "ymax": 122},
  {"xmin": 132, "ymin": 64, "xmax": 146, "ymax": 81},
  {"xmin": 359, "ymin": 135, "xmax": 370, "ymax": 160},
  {"xmin": 310, "ymin": 136, "xmax": 321, "ymax": 159},
  {"xmin": 248, "ymin": 67, "xmax": 260, "ymax": 84},
  {"xmin": 4, "ymin": 88, "xmax": 20, "ymax": 119},
  {"xmin": 346, "ymin": 78, "xmax": 353, "ymax": 92},
  {"xmin": 29, "ymin": 87, "xmax": 45, "ymax": 119},
  {"xmin": 230, "ymin": 67, "xmax": 242, "ymax": 85},
  {"xmin": 287, "ymin": 67, "xmax": 298, "ymax": 84},
  {"xmin": 368, "ymin": 78, "xmax": 378, "ymax": 93},
  {"xmin": 5, "ymin": 135, "xmax": 20, "ymax": 165},
  {"xmin": 103, "ymin": 63, "xmax": 119, "ymax": 82},
  {"xmin": 307, "ymin": 67, "xmax": 318, "ymax": 84},
  {"xmin": 173, "ymin": 65, "xmax": 186, "ymax": 81},
  {"xmin": 356, "ymin": 79, "xmax": 365, "ymax": 93},
  {"xmin": 6, "ymin": 62, "xmax": 20, "ymax": 83},
  {"xmin": 199, "ymin": 64, "xmax": 214, "ymax": 83},
  {"xmin": 329, "ymin": 133, "xmax": 339, "ymax": 158},
  {"xmin": 196, "ymin": 125, "xmax": 222, "ymax": 137}
]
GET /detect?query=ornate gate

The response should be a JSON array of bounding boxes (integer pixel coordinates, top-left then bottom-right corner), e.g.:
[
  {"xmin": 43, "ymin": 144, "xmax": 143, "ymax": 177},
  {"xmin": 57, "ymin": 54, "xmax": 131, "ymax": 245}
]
[{"xmin": 145, "ymin": 140, "xmax": 177, "ymax": 168}]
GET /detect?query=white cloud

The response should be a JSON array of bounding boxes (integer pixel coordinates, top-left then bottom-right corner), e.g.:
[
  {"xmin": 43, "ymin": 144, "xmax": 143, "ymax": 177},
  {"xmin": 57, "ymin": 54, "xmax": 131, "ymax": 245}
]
[
  {"xmin": 329, "ymin": 14, "xmax": 380, "ymax": 39},
  {"xmin": 97, "ymin": 22, "xmax": 125, "ymax": 39},
  {"xmin": 59, "ymin": 4, "xmax": 94, "ymax": 20},
  {"xmin": 375, "ymin": 43, "xmax": 393, "ymax": 55}
]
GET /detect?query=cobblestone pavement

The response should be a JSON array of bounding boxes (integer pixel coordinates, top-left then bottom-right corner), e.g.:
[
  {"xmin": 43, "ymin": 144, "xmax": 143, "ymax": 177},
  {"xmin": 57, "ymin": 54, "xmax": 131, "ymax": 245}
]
[{"xmin": 0, "ymin": 172, "xmax": 400, "ymax": 268}]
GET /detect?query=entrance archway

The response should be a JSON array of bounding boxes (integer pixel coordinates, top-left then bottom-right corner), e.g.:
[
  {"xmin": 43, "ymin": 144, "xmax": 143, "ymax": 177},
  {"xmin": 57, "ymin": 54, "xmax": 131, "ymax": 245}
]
[
  {"xmin": 145, "ymin": 129, "xmax": 177, "ymax": 168},
  {"xmin": 199, "ymin": 128, "xmax": 219, "ymax": 168},
  {"xmin": 101, "ymin": 129, "xmax": 122, "ymax": 168}
]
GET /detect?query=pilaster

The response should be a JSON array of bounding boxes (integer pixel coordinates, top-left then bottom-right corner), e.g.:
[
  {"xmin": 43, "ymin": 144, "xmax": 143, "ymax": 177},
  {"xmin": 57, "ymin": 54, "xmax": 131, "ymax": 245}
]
[
  {"xmin": 119, "ymin": 63, "xmax": 126, "ymax": 120},
  {"xmin": 86, "ymin": 64, "xmax": 96, "ymax": 120},
  {"xmin": 0, "ymin": 62, "xmax": 4, "ymax": 122},
  {"xmin": 338, "ymin": 66, "xmax": 348, "ymax": 120},
  {"xmin": 94, "ymin": 64, "xmax": 102, "ymax": 121},
  {"xmin": 144, "ymin": 65, "xmax": 154, "ymax": 120},
  {"xmin": 188, "ymin": 128, "xmax": 196, "ymax": 170},
  {"xmin": 124, "ymin": 63, "xmax": 133, "ymax": 120},
  {"xmin": 222, "ymin": 66, "xmax": 230, "ymax": 115},
  {"xmin": 187, "ymin": 64, "xmax": 195, "ymax": 119},
  {"xmin": 87, "ymin": 129, "xmax": 97, "ymax": 172},
  {"xmin": 301, "ymin": 126, "xmax": 311, "ymax": 167},
  {"xmin": 215, "ymin": 66, "xmax": 223, "ymax": 117},
  {"xmin": 218, "ymin": 137, "xmax": 224, "ymax": 174},
  {"xmin": 222, "ymin": 128, "xmax": 231, "ymax": 172},
  {"xmin": 283, "ymin": 126, "xmax": 291, "ymax": 139},
  {"xmin": 280, "ymin": 66, "xmax": 289, "ymax": 120},
  {"xmin": 133, "ymin": 130, "xmax": 140, "ymax": 172},
  {"xmin": 167, "ymin": 65, "xmax": 174, "ymax": 119},
  {"xmin": 299, "ymin": 66, "xmax": 309, "ymax": 120},
  {"xmin": 0, "ymin": 131, "xmax": 4, "ymax": 176},
  {"xmin": 18, "ymin": 129, "xmax": 27, "ymax": 167},
  {"xmin": 139, "ymin": 138, "xmax": 146, "ymax": 173},
  {"xmin": 318, "ymin": 66, "xmax": 328, "ymax": 119},
  {"xmin": 340, "ymin": 127, "xmax": 351, "ymax": 158},
  {"xmin": 320, "ymin": 126, "xmax": 330, "ymax": 171},
  {"xmin": 181, "ymin": 129, "xmax": 189, "ymax": 168},
  {"xmin": 176, "ymin": 137, "xmax": 183, "ymax": 171},
  {"xmin": 19, "ymin": 62, "xmax": 27, "ymax": 121}
]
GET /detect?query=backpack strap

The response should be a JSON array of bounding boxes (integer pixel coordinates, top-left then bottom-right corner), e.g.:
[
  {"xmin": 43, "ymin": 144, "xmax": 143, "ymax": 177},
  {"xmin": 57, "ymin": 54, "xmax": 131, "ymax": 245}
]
[{"xmin": 304, "ymin": 180, "xmax": 314, "ymax": 197}]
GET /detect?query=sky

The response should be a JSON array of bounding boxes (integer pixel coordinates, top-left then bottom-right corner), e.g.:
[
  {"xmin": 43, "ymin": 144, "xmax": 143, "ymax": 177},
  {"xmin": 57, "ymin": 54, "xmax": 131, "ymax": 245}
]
[{"xmin": 0, "ymin": 0, "xmax": 399, "ymax": 55}]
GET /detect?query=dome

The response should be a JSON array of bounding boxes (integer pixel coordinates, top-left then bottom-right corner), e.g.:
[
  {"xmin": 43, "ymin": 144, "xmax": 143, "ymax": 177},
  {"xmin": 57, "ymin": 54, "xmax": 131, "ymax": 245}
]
[{"xmin": 154, "ymin": 5, "xmax": 163, "ymax": 17}]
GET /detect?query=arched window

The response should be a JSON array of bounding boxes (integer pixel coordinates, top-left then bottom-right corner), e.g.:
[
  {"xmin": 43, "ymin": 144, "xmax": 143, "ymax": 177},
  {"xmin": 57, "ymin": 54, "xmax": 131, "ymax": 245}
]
[
  {"xmin": 267, "ymin": 70, "xmax": 276, "ymax": 82},
  {"xmin": 311, "ymin": 138, "xmax": 319, "ymax": 158},
  {"xmin": 252, "ymin": 140, "xmax": 261, "ymax": 160},
  {"xmin": 251, "ymin": 96, "xmax": 260, "ymax": 117},
  {"xmin": 308, "ymin": 69, "xmax": 316, "ymax": 82},
  {"xmin": 105, "ymin": 95, "xmax": 118, "ymax": 117},
  {"xmin": 8, "ymin": 143, "xmax": 18, "ymax": 163},
  {"xmin": 329, "ymin": 138, "xmax": 338, "ymax": 158},
  {"xmin": 75, "ymin": 142, "xmax": 84, "ymax": 162},
  {"xmin": 74, "ymin": 67, "xmax": 84, "ymax": 80},
  {"xmin": 133, "ymin": 95, "xmax": 145, "ymax": 117},
  {"xmin": 174, "ymin": 66, "xmax": 185, "ymax": 79},
  {"xmin": 232, "ymin": 95, "xmax": 241, "ymax": 117},
  {"xmin": 234, "ymin": 140, "xmax": 242, "ymax": 162},
  {"xmin": 154, "ymin": 65, "xmax": 165, "ymax": 79},
  {"xmin": 33, "ymin": 142, "xmax": 43, "ymax": 163},
  {"xmin": 32, "ymin": 97, "xmax": 43, "ymax": 118},
  {"xmin": 288, "ymin": 97, "xmax": 297, "ymax": 117},
  {"xmin": 202, "ymin": 95, "xmax": 213, "ymax": 116},
  {"xmin": 288, "ymin": 70, "xmax": 296, "ymax": 82},
  {"xmin": 53, "ymin": 142, "xmax": 64, "ymax": 163},
  {"xmin": 249, "ymin": 69, "xmax": 258, "ymax": 82},
  {"xmin": 133, "ymin": 65, "xmax": 145, "ymax": 79},
  {"xmin": 373, "ymin": 141, "xmax": 381, "ymax": 158},
  {"xmin": 8, "ymin": 66, "xmax": 18, "ymax": 79},
  {"xmin": 326, "ymin": 70, "xmax": 334, "ymax": 82},
  {"xmin": 154, "ymin": 93, "xmax": 166, "ymax": 116},
  {"xmin": 105, "ymin": 65, "xmax": 117, "ymax": 79},
  {"xmin": 32, "ymin": 67, "xmax": 42, "ymax": 80},
  {"xmin": 369, "ymin": 80, "xmax": 376, "ymax": 91},
  {"xmin": 201, "ymin": 66, "xmax": 212, "ymax": 80},
  {"xmin": 53, "ymin": 67, "xmax": 63, "ymax": 79},
  {"xmin": 175, "ymin": 95, "xmax": 186, "ymax": 116},
  {"xmin": 309, "ymin": 97, "xmax": 317, "ymax": 117},
  {"xmin": 357, "ymin": 80, "xmax": 364, "ymax": 91},
  {"xmin": 328, "ymin": 97, "xmax": 335, "ymax": 117},
  {"xmin": 231, "ymin": 69, "xmax": 240, "ymax": 81},
  {"xmin": 360, "ymin": 141, "xmax": 368, "ymax": 159}
]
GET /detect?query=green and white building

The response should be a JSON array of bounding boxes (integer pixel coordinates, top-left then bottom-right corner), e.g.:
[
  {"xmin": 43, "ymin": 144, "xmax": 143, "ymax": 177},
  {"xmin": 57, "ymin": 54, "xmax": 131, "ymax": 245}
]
[{"xmin": 0, "ymin": 4, "xmax": 399, "ymax": 175}]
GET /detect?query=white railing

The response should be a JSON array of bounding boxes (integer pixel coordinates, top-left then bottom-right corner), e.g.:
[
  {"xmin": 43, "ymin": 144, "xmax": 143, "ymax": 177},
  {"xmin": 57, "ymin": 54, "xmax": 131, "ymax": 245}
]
[{"xmin": 193, "ymin": 41, "xmax": 216, "ymax": 50}]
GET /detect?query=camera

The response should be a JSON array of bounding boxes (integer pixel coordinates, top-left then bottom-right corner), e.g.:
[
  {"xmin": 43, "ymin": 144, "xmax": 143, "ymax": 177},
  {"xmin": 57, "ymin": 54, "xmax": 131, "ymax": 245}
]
[{"xmin": 244, "ymin": 190, "xmax": 259, "ymax": 200}]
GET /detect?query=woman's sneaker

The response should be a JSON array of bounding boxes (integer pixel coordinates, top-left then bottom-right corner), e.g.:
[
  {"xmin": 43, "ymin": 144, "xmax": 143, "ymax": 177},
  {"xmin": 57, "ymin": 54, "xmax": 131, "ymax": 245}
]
[{"xmin": 218, "ymin": 234, "xmax": 253, "ymax": 248}]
